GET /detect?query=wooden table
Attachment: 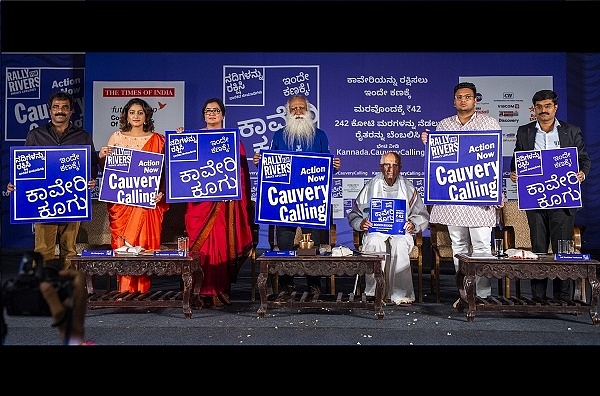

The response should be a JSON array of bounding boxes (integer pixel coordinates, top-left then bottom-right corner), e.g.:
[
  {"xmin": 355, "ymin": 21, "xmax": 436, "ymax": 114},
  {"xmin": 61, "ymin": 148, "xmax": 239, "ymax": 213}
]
[
  {"xmin": 455, "ymin": 253, "xmax": 599, "ymax": 325},
  {"xmin": 70, "ymin": 253, "xmax": 203, "ymax": 319},
  {"xmin": 256, "ymin": 254, "xmax": 385, "ymax": 319}
]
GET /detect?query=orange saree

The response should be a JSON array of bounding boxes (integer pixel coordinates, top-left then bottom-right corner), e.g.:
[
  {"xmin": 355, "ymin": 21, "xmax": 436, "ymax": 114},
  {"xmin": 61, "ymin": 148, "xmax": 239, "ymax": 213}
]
[
  {"xmin": 185, "ymin": 142, "xmax": 253, "ymax": 297},
  {"xmin": 107, "ymin": 133, "xmax": 169, "ymax": 293}
]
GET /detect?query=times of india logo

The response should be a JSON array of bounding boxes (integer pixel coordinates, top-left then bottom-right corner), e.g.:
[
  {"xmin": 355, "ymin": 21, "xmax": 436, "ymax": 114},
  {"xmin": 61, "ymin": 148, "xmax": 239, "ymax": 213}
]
[{"xmin": 6, "ymin": 68, "xmax": 41, "ymax": 96}]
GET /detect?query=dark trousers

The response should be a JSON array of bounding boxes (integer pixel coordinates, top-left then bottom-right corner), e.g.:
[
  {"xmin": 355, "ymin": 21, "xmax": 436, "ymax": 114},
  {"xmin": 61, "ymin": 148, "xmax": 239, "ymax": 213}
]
[
  {"xmin": 276, "ymin": 226, "xmax": 321, "ymax": 290},
  {"xmin": 526, "ymin": 208, "xmax": 573, "ymax": 300}
]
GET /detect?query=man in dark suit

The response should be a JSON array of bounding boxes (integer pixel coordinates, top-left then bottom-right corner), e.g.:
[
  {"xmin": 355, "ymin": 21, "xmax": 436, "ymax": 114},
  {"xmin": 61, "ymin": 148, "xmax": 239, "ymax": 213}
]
[{"xmin": 509, "ymin": 89, "xmax": 591, "ymax": 300}]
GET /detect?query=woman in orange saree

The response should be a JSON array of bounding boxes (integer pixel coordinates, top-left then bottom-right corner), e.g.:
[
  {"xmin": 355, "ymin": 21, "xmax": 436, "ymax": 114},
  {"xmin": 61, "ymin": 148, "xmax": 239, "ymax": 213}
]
[
  {"xmin": 178, "ymin": 98, "xmax": 253, "ymax": 307},
  {"xmin": 99, "ymin": 98, "xmax": 169, "ymax": 293}
]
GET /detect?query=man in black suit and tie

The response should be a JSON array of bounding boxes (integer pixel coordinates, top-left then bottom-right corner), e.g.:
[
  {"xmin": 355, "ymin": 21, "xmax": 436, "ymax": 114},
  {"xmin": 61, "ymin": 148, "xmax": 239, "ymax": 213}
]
[{"xmin": 509, "ymin": 89, "xmax": 591, "ymax": 301}]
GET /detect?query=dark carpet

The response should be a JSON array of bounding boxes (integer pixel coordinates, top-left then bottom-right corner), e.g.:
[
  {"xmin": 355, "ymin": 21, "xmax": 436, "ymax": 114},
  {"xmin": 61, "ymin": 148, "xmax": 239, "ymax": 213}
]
[{"xmin": 2, "ymin": 249, "xmax": 599, "ymax": 347}]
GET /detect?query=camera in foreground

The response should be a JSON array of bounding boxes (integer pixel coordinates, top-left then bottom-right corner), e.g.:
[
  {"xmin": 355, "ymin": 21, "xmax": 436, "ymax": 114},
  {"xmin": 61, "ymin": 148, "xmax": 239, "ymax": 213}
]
[{"xmin": 2, "ymin": 252, "xmax": 72, "ymax": 316}]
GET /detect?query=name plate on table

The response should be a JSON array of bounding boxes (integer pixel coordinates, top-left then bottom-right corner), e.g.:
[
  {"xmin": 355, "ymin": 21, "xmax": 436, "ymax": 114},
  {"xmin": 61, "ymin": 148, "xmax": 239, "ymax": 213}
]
[
  {"xmin": 82, "ymin": 250, "xmax": 114, "ymax": 257},
  {"xmin": 263, "ymin": 250, "xmax": 297, "ymax": 257},
  {"xmin": 154, "ymin": 250, "xmax": 186, "ymax": 257},
  {"xmin": 554, "ymin": 253, "xmax": 591, "ymax": 261}
]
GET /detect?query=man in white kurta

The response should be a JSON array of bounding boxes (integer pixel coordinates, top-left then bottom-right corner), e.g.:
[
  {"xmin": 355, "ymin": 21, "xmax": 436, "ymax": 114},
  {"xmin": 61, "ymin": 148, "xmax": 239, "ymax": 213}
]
[
  {"xmin": 421, "ymin": 82, "xmax": 502, "ymax": 299},
  {"xmin": 347, "ymin": 152, "xmax": 430, "ymax": 305}
]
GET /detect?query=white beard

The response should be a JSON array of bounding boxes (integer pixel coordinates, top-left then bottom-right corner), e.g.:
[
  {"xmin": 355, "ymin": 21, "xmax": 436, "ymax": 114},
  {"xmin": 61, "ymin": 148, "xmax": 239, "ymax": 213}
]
[{"xmin": 283, "ymin": 114, "xmax": 315, "ymax": 149}]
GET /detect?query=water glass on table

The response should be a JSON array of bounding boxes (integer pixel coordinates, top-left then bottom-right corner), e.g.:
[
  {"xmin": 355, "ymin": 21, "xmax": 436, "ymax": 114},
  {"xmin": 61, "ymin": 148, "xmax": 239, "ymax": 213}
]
[
  {"xmin": 494, "ymin": 238, "xmax": 504, "ymax": 257},
  {"xmin": 558, "ymin": 239, "xmax": 573, "ymax": 254},
  {"xmin": 177, "ymin": 236, "xmax": 189, "ymax": 256}
]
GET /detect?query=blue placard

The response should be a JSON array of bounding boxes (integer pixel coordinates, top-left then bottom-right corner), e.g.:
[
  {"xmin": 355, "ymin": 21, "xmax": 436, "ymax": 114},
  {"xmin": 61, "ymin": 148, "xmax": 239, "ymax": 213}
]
[
  {"xmin": 424, "ymin": 130, "xmax": 502, "ymax": 205},
  {"xmin": 165, "ymin": 128, "xmax": 242, "ymax": 202},
  {"xmin": 554, "ymin": 253, "xmax": 590, "ymax": 261},
  {"xmin": 368, "ymin": 198, "xmax": 406, "ymax": 234},
  {"xmin": 153, "ymin": 250, "xmax": 186, "ymax": 257},
  {"xmin": 10, "ymin": 145, "xmax": 93, "ymax": 224},
  {"xmin": 81, "ymin": 250, "xmax": 114, "ymax": 257},
  {"xmin": 98, "ymin": 146, "xmax": 164, "ymax": 209},
  {"xmin": 263, "ymin": 250, "xmax": 297, "ymax": 257},
  {"xmin": 254, "ymin": 150, "xmax": 333, "ymax": 230},
  {"xmin": 514, "ymin": 147, "xmax": 581, "ymax": 210}
]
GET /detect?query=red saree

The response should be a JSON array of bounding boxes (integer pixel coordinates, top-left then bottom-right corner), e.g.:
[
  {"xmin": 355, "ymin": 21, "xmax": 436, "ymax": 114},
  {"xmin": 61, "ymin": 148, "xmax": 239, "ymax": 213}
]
[
  {"xmin": 185, "ymin": 142, "xmax": 253, "ymax": 297},
  {"xmin": 107, "ymin": 133, "xmax": 169, "ymax": 293}
]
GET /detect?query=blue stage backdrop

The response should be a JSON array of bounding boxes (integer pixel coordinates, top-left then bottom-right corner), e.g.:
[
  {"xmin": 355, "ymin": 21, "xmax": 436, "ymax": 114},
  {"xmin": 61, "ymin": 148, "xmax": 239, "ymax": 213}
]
[{"xmin": 3, "ymin": 52, "xmax": 600, "ymax": 253}]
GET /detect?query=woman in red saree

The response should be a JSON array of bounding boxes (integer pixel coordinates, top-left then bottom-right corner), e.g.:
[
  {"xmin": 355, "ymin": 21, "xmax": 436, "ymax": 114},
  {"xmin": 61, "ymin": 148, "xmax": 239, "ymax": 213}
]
[
  {"xmin": 178, "ymin": 98, "xmax": 253, "ymax": 307},
  {"xmin": 99, "ymin": 98, "xmax": 169, "ymax": 293}
]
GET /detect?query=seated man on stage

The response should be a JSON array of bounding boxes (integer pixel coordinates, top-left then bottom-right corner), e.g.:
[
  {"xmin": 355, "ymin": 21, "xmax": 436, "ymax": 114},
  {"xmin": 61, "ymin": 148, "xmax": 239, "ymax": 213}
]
[{"xmin": 347, "ymin": 152, "xmax": 429, "ymax": 306}]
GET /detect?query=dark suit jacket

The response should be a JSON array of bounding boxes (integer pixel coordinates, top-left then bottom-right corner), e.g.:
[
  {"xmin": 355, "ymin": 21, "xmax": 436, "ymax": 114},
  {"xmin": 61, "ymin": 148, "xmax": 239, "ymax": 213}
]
[{"xmin": 510, "ymin": 119, "xmax": 591, "ymax": 215}]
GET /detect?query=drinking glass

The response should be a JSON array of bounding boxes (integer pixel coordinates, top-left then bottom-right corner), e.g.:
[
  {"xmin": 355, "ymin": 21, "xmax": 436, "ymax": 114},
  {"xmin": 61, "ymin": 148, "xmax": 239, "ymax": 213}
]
[
  {"xmin": 494, "ymin": 238, "xmax": 504, "ymax": 257},
  {"xmin": 558, "ymin": 239, "xmax": 573, "ymax": 254},
  {"xmin": 177, "ymin": 236, "xmax": 189, "ymax": 256}
]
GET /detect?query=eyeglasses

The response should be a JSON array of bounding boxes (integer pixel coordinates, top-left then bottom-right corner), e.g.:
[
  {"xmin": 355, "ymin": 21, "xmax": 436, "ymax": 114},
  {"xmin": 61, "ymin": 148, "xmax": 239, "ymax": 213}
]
[
  {"xmin": 534, "ymin": 103, "xmax": 555, "ymax": 110},
  {"xmin": 290, "ymin": 106, "xmax": 306, "ymax": 112},
  {"xmin": 381, "ymin": 163, "xmax": 399, "ymax": 169},
  {"xmin": 204, "ymin": 108, "xmax": 221, "ymax": 114},
  {"xmin": 454, "ymin": 95, "xmax": 474, "ymax": 101}
]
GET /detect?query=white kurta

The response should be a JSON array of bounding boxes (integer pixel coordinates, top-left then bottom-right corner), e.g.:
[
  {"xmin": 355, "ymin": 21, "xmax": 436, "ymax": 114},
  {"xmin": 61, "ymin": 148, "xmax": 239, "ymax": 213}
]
[
  {"xmin": 429, "ymin": 111, "xmax": 503, "ymax": 297},
  {"xmin": 430, "ymin": 112, "xmax": 501, "ymax": 227},
  {"xmin": 348, "ymin": 174, "xmax": 429, "ymax": 303}
]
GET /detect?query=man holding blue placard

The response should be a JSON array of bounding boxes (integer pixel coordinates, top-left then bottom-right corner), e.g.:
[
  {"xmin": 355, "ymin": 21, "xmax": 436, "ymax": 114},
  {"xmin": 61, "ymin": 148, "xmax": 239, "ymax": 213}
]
[
  {"xmin": 348, "ymin": 152, "xmax": 429, "ymax": 306},
  {"xmin": 421, "ymin": 82, "xmax": 503, "ymax": 302},
  {"xmin": 509, "ymin": 89, "xmax": 591, "ymax": 301},
  {"xmin": 253, "ymin": 95, "xmax": 341, "ymax": 295},
  {"xmin": 6, "ymin": 91, "xmax": 99, "ymax": 270}
]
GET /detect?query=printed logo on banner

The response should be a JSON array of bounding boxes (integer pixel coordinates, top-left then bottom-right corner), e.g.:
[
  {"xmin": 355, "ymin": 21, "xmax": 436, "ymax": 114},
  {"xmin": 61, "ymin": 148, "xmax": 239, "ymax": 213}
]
[
  {"xmin": 104, "ymin": 147, "xmax": 133, "ymax": 173},
  {"xmin": 514, "ymin": 150, "xmax": 542, "ymax": 177},
  {"xmin": 10, "ymin": 146, "xmax": 92, "ymax": 224},
  {"xmin": 408, "ymin": 177, "xmax": 425, "ymax": 199},
  {"xmin": 165, "ymin": 129, "xmax": 242, "ymax": 202},
  {"xmin": 168, "ymin": 132, "xmax": 199, "ymax": 162},
  {"xmin": 261, "ymin": 152, "xmax": 293, "ymax": 184},
  {"xmin": 223, "ymin": 67, "xmax": 266, "ymax": 106},
  {"xmin": 344, "ymin": 198, "xmax": 354, "ymax": 216},
  {"xmin": 14, "ymin": 149, "xmax": 46, "ymax": 179},
  {"xmin": 515, "ymin": 147, "xmax": 581, "ymax": 210},
  {"xmin": 332, "ymin": 178, "xmax": 343, "ymax": 198},
  {"xmin": 428, "ymin": 134, "xmax": 459, "ymax": 162},
  {"xmin": 255, "ymin": 150, "xmax": 333, "ymax": 229},
  {"xmin": 6, "ymin": 68, "xmax": 41, "ymax": 98}
]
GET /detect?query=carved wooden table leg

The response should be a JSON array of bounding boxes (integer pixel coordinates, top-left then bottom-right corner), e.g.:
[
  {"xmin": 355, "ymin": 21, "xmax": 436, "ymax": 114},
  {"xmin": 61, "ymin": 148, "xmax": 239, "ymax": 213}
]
[
  {"xmin": 588, "ymin": 266, "xmax": 599, "ymax": 325},
  {"xmin": 455, "ymin": 270, "xmax": 466, "ymax": 312},
  {"xmin": 181, "ymin": 261, "xmax": 193, "ymax": 319},
  {"xmin": 257, "ymin": 263, "xmax": 268, "ymax": 318},
  {"xmin": 464, "ymin": 273, "xmax": 476, "ymax": 322},
  {"xmin": 374, "ymin": 264, "xmax": 385, "ymax": 319},
  {"xmin": 456, "ymin": 260, "xmax": 476, "ymax": 321}
]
